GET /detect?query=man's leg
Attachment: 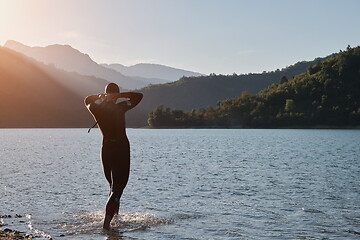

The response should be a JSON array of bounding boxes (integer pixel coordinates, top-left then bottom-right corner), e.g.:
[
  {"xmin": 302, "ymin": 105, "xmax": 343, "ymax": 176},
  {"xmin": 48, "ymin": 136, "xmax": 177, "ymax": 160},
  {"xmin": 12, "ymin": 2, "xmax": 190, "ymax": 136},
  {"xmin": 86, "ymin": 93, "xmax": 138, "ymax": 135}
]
[
  {"xmin": 101, "ymin": 146, "xmax": 112, "ymax": 187},
  {"xmin": 103, "ymin": 190, "xmax": 123, "ymax": 230},
  {"xmin": 102, "ymin": 146, "xmax": 130, "ymax": 229},
  {"xmin": 103, "ymin": 168, "xmax": 130, "ymax": 229}
]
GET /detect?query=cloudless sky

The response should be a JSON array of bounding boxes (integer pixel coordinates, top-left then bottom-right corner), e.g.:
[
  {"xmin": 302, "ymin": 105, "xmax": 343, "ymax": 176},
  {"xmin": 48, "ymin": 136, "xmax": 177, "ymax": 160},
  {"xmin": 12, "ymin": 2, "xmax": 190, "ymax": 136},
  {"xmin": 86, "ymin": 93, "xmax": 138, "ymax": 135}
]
[{"xmin": 0, "ymin": 0, "xmax": 359, "ymax": 74}]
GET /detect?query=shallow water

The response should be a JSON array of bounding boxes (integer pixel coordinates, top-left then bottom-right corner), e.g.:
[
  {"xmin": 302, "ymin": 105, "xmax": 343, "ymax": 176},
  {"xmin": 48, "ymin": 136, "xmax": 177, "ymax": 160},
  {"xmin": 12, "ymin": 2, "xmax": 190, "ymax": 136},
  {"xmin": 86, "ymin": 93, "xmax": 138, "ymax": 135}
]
[{"xmin": 0, "ymin": 129, "xmax": 360, "ymax": 239}]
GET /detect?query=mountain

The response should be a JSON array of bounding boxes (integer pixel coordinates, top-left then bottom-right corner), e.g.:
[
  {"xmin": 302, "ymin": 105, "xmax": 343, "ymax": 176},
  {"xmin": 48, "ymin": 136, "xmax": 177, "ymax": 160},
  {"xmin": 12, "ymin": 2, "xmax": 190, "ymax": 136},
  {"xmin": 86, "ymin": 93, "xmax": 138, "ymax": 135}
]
[
  {"xmin": 4, "ymin": 40, "xmax": 147, "ymax": 90},
  {"xmin": 1, "ymin": 40, "xmax": 345, "ymax": 129},
  {"xmin": 147, "ymin": 46, "xmax": 360, "ymax": 128},
  {"xmin": 126, "ymin": 56, "xmax": 329, "ymax": 127},
  {"xmin": 101, "ymin": 63, "xmax": 203, "ymax": 83},
  {"xmin": 0, "ymin": 46, "xmax": 107, "ymax": 127}
]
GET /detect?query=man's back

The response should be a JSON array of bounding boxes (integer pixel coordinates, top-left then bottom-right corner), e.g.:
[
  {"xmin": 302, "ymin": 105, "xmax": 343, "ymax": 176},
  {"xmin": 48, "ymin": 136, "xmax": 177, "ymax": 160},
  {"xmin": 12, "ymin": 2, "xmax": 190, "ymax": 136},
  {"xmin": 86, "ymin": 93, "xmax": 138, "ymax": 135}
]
[
  {"xmin": 85, "ymin": 91, "xmax": 143, "ymax": 140},
  {"xmin": 89, "ymin": 100, "xmax": 128, "ymax": 140}
]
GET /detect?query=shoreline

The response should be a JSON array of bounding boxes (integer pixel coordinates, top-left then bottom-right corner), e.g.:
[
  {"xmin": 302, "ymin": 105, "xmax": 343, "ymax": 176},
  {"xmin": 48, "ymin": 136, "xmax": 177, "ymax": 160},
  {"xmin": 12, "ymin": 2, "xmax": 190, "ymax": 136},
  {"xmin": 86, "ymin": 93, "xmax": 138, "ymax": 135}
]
[
  {"xmin": 0, "ymin": 229, "xmax": 33, "ymax": 240},
  {"xmin": 0, "ymin": 125, "xmax": 360, "ymax": 129},
  {"xmin": 0, "ymin": 215, "xmax": 33, "ymax": 240},
  {"xmin": 143, "ymin": 125, "xmax": 360, "ymax": 129}
]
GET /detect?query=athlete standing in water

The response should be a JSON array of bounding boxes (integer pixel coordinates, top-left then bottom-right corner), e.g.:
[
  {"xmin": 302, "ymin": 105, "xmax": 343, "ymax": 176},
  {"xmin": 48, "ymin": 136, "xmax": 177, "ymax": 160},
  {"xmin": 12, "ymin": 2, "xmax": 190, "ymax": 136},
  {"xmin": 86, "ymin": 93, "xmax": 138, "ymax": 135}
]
[{"xmin": 84, "ymin": 83, "xmax": 143, "ymax": 230}]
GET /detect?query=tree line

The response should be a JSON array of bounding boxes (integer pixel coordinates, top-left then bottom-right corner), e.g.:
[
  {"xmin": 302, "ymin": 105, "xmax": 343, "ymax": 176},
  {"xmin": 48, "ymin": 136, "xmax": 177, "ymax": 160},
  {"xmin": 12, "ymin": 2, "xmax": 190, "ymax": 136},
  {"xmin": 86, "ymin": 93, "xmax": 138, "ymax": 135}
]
[{"xmin": 148, "ymin": 46, "xmax": 360, "ymax": 128}]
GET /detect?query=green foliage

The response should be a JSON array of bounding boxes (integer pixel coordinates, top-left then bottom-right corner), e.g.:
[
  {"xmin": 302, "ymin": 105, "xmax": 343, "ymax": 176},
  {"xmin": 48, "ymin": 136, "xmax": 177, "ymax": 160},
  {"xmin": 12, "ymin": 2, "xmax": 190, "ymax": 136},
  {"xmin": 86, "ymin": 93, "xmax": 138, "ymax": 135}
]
[
  {"xmin": 285, "ymin": 99, "xmax": 295, "ymax": 112},
  {"xmin": 307, "ymin": 61, "xmax": 322, "ymax": 75},
  {"xmin": 280, "ymin": 76, "xmax": 288, "ymax": 84},
  {"xmin": 148, "ymin": 46, "xmax": 360, "ymax": 128},
  {"xmin": 135, "ymin": 55, "xmax": 331, "ymax": 127},
  {"xmin": 148, "ymin": 105, "xmax": 191, "ymax": 127}
]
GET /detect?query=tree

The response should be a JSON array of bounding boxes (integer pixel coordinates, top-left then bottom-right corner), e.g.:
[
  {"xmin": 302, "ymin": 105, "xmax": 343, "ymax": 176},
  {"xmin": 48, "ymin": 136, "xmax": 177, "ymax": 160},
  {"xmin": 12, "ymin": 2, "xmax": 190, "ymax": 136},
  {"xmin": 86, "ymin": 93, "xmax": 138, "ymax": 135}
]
[
  {"xmin": 285, "ymin": 99, "xmax": 295, "ymax": 112},
  {"xmin": 280, "ymin": 76, "xmax": 288, "ymax": 84},
  {"xmin": 147, "ymin": 46, "xmax": 360, "ymax": 128}
]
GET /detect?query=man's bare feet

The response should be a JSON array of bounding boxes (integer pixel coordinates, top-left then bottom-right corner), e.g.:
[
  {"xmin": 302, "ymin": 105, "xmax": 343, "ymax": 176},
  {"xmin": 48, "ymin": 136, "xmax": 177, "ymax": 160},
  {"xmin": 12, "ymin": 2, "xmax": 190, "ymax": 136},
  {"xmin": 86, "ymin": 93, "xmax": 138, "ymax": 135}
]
[{"xmin": 103, "ymin": 215, "xmax": 112, "ymax": 230}]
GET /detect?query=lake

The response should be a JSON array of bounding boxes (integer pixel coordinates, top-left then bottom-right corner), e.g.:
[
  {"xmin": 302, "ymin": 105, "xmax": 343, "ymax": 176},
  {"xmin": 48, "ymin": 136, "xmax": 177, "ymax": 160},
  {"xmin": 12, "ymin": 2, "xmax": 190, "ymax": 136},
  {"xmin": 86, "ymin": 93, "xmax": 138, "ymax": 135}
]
[{"xmin": 1, "ymin": 129, "xmax": 360, "ymax": 239}]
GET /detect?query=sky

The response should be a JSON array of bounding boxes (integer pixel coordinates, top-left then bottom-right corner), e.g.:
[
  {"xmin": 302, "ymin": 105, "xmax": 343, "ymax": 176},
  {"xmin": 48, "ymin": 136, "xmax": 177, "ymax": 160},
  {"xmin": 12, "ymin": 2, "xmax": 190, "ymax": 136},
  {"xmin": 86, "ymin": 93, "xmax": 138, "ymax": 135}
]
[{"xmin": 0, "ymin": 0, "xmax": 359, "ymax": 75}]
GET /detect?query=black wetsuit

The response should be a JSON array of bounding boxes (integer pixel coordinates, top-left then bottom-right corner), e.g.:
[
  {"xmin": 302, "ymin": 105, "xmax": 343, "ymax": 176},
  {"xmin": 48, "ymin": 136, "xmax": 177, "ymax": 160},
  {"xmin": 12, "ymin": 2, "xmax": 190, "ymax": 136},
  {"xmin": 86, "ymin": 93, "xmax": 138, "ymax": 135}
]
[{"xmin": 87, "ymin": 95, "xmax": 141, "ymax": 217}]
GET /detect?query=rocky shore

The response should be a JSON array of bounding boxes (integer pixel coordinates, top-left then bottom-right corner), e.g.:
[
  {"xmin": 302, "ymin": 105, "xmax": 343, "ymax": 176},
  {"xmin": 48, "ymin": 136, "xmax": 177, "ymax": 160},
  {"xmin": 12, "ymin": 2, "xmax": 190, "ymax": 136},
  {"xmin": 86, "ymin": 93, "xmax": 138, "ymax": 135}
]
[
  {"xmin": 0, "ymin": 228, "xmax": 32, "ymax": 239},
  {"xmin": 0, "ymin": 215, "xmax": 33, "ymax": 240}
]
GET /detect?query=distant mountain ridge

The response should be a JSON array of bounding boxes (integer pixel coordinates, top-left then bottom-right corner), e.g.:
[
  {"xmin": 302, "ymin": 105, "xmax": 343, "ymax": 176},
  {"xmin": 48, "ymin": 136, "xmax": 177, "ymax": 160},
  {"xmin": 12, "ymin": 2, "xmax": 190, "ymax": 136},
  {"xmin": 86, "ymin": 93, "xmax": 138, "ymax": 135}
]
[
  {"xmin": 101, "ymin": 63, "xmax": 203, "ymax": 83},
  {"xmin": 4, "ymin": 40, "xmax": 147, "ymax": 89},
  {"xmin": 4, "ymin": 40, "xmax": 203, "ymax": 88}
]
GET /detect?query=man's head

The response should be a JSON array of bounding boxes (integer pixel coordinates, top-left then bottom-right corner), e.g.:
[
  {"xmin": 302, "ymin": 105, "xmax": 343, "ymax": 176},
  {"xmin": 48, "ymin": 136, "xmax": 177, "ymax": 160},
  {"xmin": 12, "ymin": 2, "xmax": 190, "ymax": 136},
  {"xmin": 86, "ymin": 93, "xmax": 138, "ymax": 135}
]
[{"xmin": 105, "ymin": 83, "xmax": 120, "ymax": 94}]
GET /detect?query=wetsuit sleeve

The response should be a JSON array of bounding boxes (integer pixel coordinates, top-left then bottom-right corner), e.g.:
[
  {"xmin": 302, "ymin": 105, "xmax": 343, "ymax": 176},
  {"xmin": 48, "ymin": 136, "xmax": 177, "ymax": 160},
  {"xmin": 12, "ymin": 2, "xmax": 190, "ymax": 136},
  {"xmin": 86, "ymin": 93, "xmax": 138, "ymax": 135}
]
[
  {"xmin": 84, "ymin": 94, "xmax": 104, "ymax": 112},
  {"xmin": 116, "ymin": 92, "xmax": 143, "ymax": 111}
]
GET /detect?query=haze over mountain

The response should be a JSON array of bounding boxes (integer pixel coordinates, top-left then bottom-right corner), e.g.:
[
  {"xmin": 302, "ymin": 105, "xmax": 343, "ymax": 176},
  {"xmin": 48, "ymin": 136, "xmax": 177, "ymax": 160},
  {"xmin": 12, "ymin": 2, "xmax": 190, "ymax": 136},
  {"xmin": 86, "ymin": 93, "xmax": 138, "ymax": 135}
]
[
  {"xmin": 4, "ymin": 40, "xmax": 147, "ymax": 90},
  {"xmin": 0, "ymin": 46, "xmax": 106, "ymax": 127},
  {"xmin": 102, "ymin": 63, "xmax": 203, "ymax": 83},
  {"xmin": 4, "ymin": 40, "xmax": 203, "ymax": 88}
]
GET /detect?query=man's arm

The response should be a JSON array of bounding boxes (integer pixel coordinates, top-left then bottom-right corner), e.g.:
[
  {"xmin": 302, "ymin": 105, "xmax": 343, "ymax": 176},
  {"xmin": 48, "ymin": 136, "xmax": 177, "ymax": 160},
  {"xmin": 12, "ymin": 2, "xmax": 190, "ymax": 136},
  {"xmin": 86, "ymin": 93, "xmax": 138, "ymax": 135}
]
[
  {"xmin": 84, "ymin": 94, "xmax": 104, "ymax": 109},
  {"xmin": 118, "ymin": 92, "xmax": 143, "ymax": 110}
]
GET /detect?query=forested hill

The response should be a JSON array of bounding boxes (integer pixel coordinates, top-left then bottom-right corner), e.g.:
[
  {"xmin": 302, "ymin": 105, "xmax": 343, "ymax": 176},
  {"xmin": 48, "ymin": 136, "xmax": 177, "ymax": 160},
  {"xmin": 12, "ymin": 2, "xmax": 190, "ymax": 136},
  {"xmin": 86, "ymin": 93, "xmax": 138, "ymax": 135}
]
[
  {"xmin": 140, "ymin": 57, "xmax": 327, "ymax": 110},
  {"xmin": 127, "ymin": 56, "xmax": 327, "ymax": 126},
  {"xmin": 148, "ymin": 46, "xmax": 360, "ymax": 128}
]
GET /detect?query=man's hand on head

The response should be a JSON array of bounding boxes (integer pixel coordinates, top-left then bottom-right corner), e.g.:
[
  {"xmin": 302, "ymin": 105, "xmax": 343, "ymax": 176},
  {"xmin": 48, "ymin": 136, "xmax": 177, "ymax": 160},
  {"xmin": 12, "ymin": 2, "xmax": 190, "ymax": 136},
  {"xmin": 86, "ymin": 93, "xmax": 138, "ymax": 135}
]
[{"xmin": 105, "ymin": 93, "xmax": 120, "ymax": 102}]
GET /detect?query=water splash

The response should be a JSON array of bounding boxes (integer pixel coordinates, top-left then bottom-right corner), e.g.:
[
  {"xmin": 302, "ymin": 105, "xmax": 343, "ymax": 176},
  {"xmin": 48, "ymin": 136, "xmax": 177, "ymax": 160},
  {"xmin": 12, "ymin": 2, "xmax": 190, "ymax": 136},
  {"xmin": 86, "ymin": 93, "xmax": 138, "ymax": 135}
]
[
  {"xmin": 118, "ymin": 212, "xmax": 171, "ymax": 225},
  {"xmin": 26, "ymin": 214, "xmax": 53, "ymax": 239},
  {"xmin": 112, "ymin": 212, "xmax": 172, "ymax": 231},
  {"xmin": 59, "ymin": 211, "xmax": 103, "ymax": 235},
  {"xmin": 58, "ymin": 211, "xmax": 172, "ymax": 236}
]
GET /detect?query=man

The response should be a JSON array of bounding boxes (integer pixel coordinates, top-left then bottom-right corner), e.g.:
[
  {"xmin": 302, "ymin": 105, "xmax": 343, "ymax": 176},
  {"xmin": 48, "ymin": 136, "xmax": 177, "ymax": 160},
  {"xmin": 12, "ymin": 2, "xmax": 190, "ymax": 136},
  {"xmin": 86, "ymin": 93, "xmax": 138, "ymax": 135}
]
[{"xmin": 84, "ymin": 83, "xmax": 143, "ymax": 229}]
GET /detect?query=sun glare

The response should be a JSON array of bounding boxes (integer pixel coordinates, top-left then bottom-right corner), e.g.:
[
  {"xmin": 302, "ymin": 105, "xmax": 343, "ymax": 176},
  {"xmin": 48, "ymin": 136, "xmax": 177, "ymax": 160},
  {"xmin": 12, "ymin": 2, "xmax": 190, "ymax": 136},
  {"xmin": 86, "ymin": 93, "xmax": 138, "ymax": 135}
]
[
  {"xmin": 0, "ymin": 1, "xmax": 9, "ymax": 21},
  {"xmin": 0, "ymin": 0, "xmax": 52, "ymax": 46},
  {"xmin": 0, "ymin": 0, "xmax": 19, "ymax": 34}
]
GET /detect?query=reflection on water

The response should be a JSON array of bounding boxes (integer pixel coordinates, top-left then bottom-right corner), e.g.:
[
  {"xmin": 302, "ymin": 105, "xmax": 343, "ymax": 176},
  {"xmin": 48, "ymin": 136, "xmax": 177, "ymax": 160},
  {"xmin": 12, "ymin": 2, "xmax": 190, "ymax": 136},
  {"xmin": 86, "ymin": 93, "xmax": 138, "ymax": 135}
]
[{"xmin": 0, "ymin": 129, "xmax": 360, "ymax": 239}]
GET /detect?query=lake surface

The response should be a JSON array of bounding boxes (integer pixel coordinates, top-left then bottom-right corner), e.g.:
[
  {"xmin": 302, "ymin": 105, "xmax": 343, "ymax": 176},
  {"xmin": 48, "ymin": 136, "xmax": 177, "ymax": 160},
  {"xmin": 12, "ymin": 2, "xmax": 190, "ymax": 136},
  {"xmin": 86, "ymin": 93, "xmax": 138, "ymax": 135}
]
[{"xmin": 0, "ymin": 129, "xmax": 360, "ymax": 239}]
